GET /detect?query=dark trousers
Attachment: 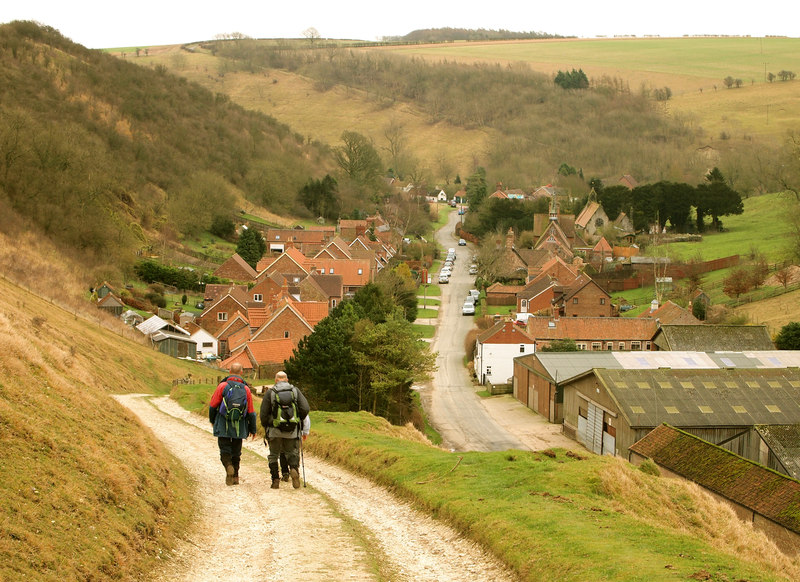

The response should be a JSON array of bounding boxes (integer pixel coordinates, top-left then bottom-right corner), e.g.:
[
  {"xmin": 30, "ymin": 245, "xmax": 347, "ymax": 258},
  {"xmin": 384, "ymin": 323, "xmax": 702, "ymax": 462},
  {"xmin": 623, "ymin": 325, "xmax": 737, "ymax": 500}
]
[{"xmin": 218, "ymin": 437, "xmax": 244, "ymax": 464}]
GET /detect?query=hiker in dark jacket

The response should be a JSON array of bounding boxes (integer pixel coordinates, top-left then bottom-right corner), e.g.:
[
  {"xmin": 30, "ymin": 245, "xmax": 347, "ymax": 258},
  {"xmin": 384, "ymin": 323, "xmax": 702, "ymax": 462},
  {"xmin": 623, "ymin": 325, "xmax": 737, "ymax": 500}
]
[
  {"xmin": 260, "ymin": 371, "xmax": 310, "ymax": 489},
  {"xmin": 209, "ymin": 362, "xmax": 257, "ymax": 485}
]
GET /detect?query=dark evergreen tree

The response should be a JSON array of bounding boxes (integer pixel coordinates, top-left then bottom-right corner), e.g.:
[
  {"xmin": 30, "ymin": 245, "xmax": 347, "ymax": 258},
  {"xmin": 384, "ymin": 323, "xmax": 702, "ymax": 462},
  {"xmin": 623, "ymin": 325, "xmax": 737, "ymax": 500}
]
[
  {"xmin": 775, "ymin": 322, "xmax": 800, "ymax": 350},
  {"xmin": 235, "ymin": 227, "xmax": 266, "ymax": 269}
]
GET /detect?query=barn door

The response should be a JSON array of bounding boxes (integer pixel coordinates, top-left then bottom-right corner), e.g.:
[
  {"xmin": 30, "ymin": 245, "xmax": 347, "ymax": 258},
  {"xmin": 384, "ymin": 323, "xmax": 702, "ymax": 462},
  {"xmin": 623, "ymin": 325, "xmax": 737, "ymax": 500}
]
[{"xmin": 586, "ymin": 403, "xmax": 603, "ymax": 455}]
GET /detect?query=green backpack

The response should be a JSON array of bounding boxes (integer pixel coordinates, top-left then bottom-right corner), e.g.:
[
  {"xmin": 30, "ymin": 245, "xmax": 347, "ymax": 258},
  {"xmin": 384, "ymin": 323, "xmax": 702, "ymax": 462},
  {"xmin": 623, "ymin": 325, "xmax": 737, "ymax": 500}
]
[{"xmin": 271, "ymin": 386, "xmax": 300, "ymax": 431}]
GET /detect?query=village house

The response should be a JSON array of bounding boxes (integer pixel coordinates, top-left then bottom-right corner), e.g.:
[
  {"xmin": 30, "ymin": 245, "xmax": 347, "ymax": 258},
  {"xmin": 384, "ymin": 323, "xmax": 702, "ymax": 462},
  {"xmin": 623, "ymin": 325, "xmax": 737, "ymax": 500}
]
[
  {"xmin": 637, "ymin": 300, "xmax": 700, "ymax": 325},
  {"xmin": 212, "ymin": 252, "xmax": 257, "ymax": 282},
  {"xmin": 474, "ymin": 320, "xmax": 537, "ymax": 385},
  {"xmin": 553, "ymin": 277, "xmax": 614, "ymax": 318},
  {"xmin": 574, "ymin": 199, "xmax": 610, "ymax": 241},
  {"xmin": 525, "ymin": 316, "xmax": 658, "ymax": 352},
  {"xmin": 337, "ymin": 218, "xmax": 368, "ymax": 241},
  {"xmin": 185, "ymin": 321, "xmax": 218, "ymax": 359},
  {"xmin": 264, "ymin": 226, "xmax": 335, "ymax": 255},
  {"xmin": 629, "ymin": 423, "xmax": 800, "ymax": 554},
  {"xmin": 96, "ymin": 292, "xmax": 125, "ymax": 316}
]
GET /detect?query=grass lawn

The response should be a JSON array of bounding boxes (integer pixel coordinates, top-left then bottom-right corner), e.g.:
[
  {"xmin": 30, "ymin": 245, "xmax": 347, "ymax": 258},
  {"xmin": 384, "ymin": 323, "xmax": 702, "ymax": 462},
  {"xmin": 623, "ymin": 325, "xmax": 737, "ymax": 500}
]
[
  {"xmin": 416, "ymin": 307, "xmax": 439, "ymax": 319},
  {"xmin": 411, "ymin": 323, "xmax": 436, "ymax": 339},
  {"xmin": 659, "ymin": 192, "xmax": 794, "ymax": 264}
]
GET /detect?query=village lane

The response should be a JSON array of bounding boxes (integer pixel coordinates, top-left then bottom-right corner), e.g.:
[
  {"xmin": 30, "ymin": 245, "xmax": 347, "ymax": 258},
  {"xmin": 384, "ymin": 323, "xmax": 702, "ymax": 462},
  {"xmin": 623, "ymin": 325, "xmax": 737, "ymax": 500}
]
[{"xmin": 422, "ymin": 210, "xmax": 529, "ymax": 452}]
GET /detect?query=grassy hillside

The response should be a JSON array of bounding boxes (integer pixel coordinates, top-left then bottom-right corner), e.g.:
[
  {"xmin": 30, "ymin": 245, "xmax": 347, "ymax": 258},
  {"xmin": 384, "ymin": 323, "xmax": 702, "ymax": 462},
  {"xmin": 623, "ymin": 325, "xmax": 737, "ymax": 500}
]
[
  {"xmin": 128, "ymin": 37, "xmax": 702, "ymax": 193},
  {"xmin": 0, "ymin": 230, "xmax": 210, "ymax": 581},
  {"xmin": 0, "ymin": 22, "xmax": 326, "ymax": 277}
]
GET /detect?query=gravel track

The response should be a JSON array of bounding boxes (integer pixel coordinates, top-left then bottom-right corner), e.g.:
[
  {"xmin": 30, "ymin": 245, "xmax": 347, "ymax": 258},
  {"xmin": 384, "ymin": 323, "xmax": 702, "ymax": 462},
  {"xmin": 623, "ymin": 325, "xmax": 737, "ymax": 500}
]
[{"xmin": 114, "ymin": 394, "xmax": 516, "ymax": 582}]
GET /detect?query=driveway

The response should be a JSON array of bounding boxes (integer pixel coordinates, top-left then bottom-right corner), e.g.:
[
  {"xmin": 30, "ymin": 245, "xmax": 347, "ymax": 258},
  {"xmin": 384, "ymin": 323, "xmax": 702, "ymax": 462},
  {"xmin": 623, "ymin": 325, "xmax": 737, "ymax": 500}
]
[{"xmin": 421, "ymin": 210, "xmax": 579, "ymax": 453}]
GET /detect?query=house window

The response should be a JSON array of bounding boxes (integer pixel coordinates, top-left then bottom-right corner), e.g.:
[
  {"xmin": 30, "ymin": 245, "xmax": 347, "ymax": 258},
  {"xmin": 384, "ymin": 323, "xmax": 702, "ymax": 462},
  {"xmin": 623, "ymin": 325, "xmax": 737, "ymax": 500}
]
[
  {"xmin": 619, "ymin": 342, "xmax": 625, "ymax": 350},
  {"xmin": 591, "ymin": 342, "xmax": 601, "ymax": 351},
  {"xmin": 646, "ymin": 341, "xmax": 652, "ymax": 351},
  {"xmin": 486, "ymin": 366, "xmax": 492, "ymax": 375},
  {"xmin": 521, "ymin": 299, "xmax": 528, "ymax": 312},
  {"xmin": 217, "ymin": 312, "xmax": 228, "ymax": 322},
  {"xmin": 253, "ymin": 294, "xmax": 263, "ymax": 302},
  {"xmin": 283, "ymin": 331, "xmax": 290, "ymax": 339},
  {"xmin": 320, "ymin": 268, "xmax": 326, "ymax": 274},
  {"xmin": 606, "ymin": 342, "xmax": 613, "ymax": 350},
  {"xmin": 202, "ymin": 342, "xmax": 213, "ymax": 348},
  {"xmin": 631, "ymin": 341, "xmax": 642, "ymax": 351},
  {"xmin": 331, "ymin": 299, "xmax": 337, "ymax": 307},
  {"xmin": 358, "ymin": 268, "xmax": 363, "ymax": 275},
  {"xmin": 600, "ymin": 298, "xmax": 606, "ymax": 305},
  {"xmin": 576, "ymin": 343, "xmax": 587, "ymax": 350},
  {"xmin": 573, "ymin": 298, "xmax": 579, "ymax": 304},
  {"xmin": 330, "ymin": 268, "xmax": 334, "ymax": 274},
  {"xmin": 520, "ymin": 344, "xmax": 525, "ymax": 353}
]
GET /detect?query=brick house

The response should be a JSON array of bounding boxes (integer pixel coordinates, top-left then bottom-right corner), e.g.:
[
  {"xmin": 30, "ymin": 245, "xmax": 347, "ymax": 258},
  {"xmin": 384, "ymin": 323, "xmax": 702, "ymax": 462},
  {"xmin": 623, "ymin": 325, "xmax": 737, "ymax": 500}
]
[
  {"xmin": 249, "ymin": 300, "xmax": 314, "ymax": 348},
  {"xmin": 525, "ymin": 316, "xmax": 657, "ymax": 352},
  {"xmin": 212, "ymin": 252, "xmax": 258, "ymax": 282},
  {"xmin": 554, "ymin": 278, "xmax": 614, "ymax": 317}
]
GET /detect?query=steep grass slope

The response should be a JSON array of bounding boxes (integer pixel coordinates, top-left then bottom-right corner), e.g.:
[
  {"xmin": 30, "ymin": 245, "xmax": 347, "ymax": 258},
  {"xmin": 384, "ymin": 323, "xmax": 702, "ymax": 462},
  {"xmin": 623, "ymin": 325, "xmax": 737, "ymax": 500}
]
[{"xmin": 0, "ymin": 230, "xmax": 207, "ymax": 581}]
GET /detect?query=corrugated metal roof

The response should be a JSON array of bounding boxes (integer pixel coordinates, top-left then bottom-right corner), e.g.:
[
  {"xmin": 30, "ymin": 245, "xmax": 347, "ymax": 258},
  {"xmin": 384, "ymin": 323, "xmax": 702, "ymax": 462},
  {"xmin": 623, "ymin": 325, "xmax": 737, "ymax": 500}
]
[
  {"xmin": 527, "ymin": 351, "xmax": 800, "ymax": 383},
  {"xmin": 597, "ymin": 368, "xmax": 800, "ymax": 427}
]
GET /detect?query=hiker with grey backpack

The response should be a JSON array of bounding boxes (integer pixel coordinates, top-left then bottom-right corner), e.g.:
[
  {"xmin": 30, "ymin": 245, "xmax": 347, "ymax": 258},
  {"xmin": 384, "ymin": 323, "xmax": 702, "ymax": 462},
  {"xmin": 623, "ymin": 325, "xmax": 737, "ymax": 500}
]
[
  {"xmin": 260, "ymin": 371, "xmax": 310, "ymax": 489},
  {"xmin": 208, "ymin": 362, "xmax": 257, "ymax": 486}
]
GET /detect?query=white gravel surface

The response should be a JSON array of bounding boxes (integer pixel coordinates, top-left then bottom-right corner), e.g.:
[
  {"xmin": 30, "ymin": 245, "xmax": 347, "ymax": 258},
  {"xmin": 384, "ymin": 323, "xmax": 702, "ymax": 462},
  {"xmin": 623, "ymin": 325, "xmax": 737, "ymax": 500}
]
[{"xmin": 114, "ymin": 394, "xmax": 517, "ymax": 582}]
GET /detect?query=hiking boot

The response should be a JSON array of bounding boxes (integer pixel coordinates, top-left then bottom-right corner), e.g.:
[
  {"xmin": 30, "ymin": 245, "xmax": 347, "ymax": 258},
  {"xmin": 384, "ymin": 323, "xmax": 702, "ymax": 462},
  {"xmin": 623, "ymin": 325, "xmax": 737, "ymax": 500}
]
[
  {"xmin": 290, "ymin": 468, "xmax": 301, "ymax": 489},
  {"xmin": 271, "ymin": 478, "xmax": 280, "ymax": 489},
  {"xmin": 281, "ymin": 474, "xmax": 290, "ymax": 482},
  {"xmin": 225, "ymin": 464, "xmax": 236, "ymax": 486},
  {"xmin": 232, "ymin": 476, "xmax": 239, "ymax": 485}
]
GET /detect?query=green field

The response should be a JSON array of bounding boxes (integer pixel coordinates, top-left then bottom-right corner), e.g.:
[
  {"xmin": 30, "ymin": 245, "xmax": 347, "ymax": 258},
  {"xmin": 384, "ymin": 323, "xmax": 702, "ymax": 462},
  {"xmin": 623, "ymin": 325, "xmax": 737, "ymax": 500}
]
[
  {"xmin": 383, "ymin": 37, "xmax": 800, "ymax": 94},
  {"xmin": 660, "ymin": 191, "xmax": 795, "ymax": 263}
]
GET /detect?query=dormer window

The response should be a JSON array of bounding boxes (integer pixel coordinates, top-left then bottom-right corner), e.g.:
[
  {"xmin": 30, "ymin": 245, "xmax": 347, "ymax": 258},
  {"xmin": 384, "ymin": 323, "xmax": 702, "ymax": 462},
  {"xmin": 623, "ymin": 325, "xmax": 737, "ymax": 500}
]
[
  {"xmin": 217, "ymin": 312, "xmax": 228, "ymax": 322},
  {"xmin": 253, "ymin": 294, "xmax": 263, "ymax": 302}
]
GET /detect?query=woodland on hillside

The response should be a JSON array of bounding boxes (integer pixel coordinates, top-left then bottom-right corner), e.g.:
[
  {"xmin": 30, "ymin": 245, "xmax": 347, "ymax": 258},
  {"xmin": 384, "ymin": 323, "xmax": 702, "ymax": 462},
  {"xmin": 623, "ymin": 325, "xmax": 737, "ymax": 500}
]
[{"xmin": 209, "ymin": 37, "xmax": 704, "ymax": 190}]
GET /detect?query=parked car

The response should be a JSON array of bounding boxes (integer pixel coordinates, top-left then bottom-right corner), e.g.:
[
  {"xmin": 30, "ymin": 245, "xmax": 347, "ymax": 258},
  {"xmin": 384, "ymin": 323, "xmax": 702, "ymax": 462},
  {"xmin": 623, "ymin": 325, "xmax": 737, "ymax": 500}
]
[
  {"xmin": 464, "ymin": 295, "xmax": 475, "ymax": 306},
  {"xmin": 469, "ymin": 264, "xmax": 478, "ymax": 275},
  {"xmin": 469, "ymin": 289, "xmax": 480, "ymax": 301},
  {"xmin": 458, "ymin": 238, "xmax": 467, "ymax": 246},
  {"xmin": 462, "ymin": 302, "xmax": 475, "ymax": 315},
  {"xmin": 438, "ymin": 274, "xmax": 450, "ymax": 284}
]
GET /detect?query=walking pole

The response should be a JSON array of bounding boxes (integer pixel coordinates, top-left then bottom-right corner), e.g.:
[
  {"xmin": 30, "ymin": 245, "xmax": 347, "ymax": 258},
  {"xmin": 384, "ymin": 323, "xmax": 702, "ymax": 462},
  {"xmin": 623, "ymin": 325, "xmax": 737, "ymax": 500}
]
[{"xmin": 299, "ymin": 433, "xmax": 307, "ymax": 488}]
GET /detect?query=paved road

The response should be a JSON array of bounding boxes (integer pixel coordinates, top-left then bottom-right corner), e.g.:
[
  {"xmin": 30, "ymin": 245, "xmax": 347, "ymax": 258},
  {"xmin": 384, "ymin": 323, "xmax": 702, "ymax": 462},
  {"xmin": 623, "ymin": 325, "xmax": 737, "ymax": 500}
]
[{"xmin": 422, "ymin": 211, "xmax": 528, "ymax": 452}]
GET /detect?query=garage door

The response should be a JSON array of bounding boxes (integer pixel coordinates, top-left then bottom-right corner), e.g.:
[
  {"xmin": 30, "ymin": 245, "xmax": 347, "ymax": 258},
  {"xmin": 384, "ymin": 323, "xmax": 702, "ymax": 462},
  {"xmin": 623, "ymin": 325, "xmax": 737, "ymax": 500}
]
[{"xmin": 578, "ymin": 402, "xmax": 604, "ymax": 455}]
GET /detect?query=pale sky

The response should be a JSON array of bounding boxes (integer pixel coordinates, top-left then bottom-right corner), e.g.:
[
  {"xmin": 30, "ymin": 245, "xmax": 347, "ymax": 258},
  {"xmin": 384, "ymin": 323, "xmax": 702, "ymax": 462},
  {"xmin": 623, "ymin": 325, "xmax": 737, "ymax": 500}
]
[{"xmin": 1, "ymin": 1, "xmax": 794, "ymax": 49}]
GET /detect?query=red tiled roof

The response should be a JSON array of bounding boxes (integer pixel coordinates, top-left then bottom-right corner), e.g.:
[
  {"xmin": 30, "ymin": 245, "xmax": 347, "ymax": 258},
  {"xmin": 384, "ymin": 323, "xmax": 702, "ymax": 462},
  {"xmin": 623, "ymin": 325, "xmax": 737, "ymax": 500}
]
[
  {"xmin": 526, "ymin": 316, "xmax": 657, "ymax": 341},
  {"xmin": 477, "ymin": 320, "xmax": 536, "ymax": 344},
  {"xmin": 246, "ymin": 338, "xmax": 296, "ymax": 366},
  {"xmin": 227, "ymin": 325, "xmax": 252, "ymax": 351},
  {"xmin": 219, "ymin": 351, "xmax": 253, "ymax": 371},
  {"xmin": 292, "ymin": 301, "xmax": 329, "ymax": 326},
  {"xmin": 637, "ymin": 300, "xmax": 700, "ymax": 325}
]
